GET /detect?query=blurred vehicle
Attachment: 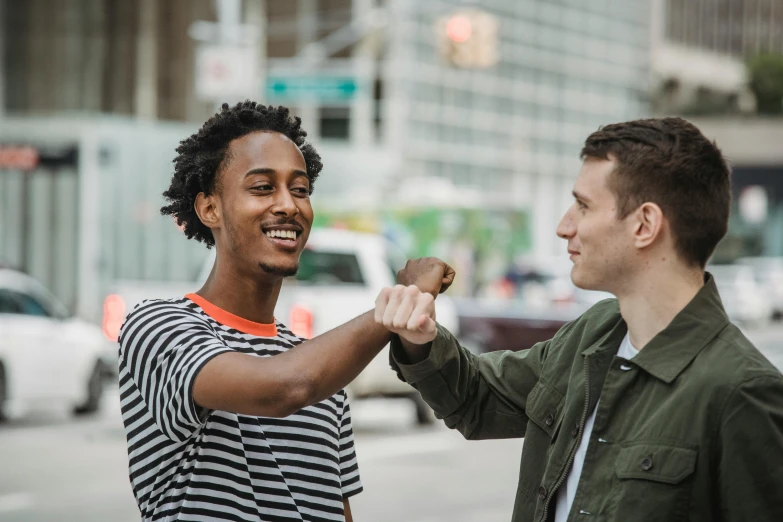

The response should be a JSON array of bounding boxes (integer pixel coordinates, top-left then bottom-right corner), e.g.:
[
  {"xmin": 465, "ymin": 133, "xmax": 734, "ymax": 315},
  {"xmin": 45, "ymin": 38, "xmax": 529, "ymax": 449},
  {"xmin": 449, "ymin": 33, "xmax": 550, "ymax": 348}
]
[
  {"xmin": 466, "ymin": 256, "xmax": 613, "ymax": 355},
  {"xmin": 0, "ymin": 268, "xmax": 116, "ymax": 421},
  {"xmin": 454, "ymin": 297, "xmax": 574, "ymax": 354},
  {"xmin": 707, "ymin": 264, "xmax": 773, "ymax": 328},
  {"xmin": 491, "ymin": 255, "xmax": 612, "ymax": 311},
  {"xmin": 736, "ymin": 257, "xmax": 783, "ymax": 320},
  {"xmin": 104, "ymin": 228, "xmax": 461, "ymax": 424}
]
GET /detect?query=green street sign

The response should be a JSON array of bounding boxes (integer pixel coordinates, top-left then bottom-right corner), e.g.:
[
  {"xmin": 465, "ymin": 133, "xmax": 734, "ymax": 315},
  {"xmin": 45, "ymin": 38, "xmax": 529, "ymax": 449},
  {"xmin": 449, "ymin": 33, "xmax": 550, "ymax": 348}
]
[{"xmin": 265, "ymin": 76, "xmax": 359, "ymax": 101}]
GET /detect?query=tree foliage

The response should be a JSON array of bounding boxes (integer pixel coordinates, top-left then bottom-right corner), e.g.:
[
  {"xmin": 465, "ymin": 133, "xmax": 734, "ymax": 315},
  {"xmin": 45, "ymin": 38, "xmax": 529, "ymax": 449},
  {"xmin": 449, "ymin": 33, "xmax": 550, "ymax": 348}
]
[{"xmin": 747, "ymin": 53, "xmax": 783, "ymax": 115}]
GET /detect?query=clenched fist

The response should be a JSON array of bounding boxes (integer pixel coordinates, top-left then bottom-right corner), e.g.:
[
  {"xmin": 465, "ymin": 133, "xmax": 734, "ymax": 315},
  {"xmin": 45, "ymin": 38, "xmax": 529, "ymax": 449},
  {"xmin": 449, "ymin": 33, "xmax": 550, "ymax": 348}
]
[
  {"xmin": 375, "ymin": 284, "xmax": 437, "ymax": 346},
  {"xmin": 396, "ymin": 257, "xmax": 455, "ymax": 298}
]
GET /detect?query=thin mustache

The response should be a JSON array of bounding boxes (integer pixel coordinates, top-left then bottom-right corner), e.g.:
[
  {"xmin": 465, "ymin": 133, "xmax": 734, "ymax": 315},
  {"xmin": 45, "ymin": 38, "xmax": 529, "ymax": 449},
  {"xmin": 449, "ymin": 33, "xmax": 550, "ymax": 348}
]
[{"xmin": 260, "ymin": 219, "xmax": 303, "ymax": 230}]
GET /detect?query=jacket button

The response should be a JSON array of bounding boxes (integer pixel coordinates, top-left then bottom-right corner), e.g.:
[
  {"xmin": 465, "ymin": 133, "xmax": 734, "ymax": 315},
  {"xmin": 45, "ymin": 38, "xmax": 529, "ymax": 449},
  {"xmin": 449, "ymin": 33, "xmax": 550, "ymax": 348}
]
[
  {"xmin": 538, "ymin": 486, "xmax": 547, "ymax": 500},
  {"xmin": 571, "ymin": 425, "xmax": 580, "ymax": 438},
  {"xmin": 641, "ymin": 457, "xmax": 653, "ymax": 471},
  {"xmin": 545, "ymin": 414, "xmax": 554, "ymax": 426}
]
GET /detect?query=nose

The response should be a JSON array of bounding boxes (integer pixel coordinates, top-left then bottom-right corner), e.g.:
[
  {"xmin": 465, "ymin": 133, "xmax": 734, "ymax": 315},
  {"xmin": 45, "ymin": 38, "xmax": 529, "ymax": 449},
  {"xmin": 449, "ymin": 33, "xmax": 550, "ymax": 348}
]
[
  {"xmin": 271, "ymin": 186, "xmax": 299, "ymax": 217},
  {"xmin": 556, "ymin": 205, "xmax": 575, "ymax": 240}
]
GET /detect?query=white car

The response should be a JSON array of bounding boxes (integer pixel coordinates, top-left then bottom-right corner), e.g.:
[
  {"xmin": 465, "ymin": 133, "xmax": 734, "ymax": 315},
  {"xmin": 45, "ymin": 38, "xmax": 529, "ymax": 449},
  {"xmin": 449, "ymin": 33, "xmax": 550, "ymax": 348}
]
[
  {"xmin": 707, "ymin": 264, "xmax": 773, "ymax": 328},
  {"xmin": 0, "ymin": 268, "xmax": 115, "ymax": 420},
  {"xmin": 736, "ymin": 257, "xmax": 783, "ymax": 320}
]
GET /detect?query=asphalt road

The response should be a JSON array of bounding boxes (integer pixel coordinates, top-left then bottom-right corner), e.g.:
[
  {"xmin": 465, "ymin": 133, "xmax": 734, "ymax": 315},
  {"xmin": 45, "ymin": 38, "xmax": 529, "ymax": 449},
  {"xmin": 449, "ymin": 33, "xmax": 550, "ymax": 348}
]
[{"xmin": 0, "ymin": 325, "xmax": 780, "ymax": 522}]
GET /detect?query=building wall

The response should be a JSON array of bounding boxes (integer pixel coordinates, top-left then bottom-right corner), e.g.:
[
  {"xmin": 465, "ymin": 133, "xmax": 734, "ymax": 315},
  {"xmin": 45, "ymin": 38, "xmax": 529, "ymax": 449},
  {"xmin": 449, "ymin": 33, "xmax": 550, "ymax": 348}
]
[
  {"xmin": 383, "ymin": 0, "xmax": 650, "ymax": 256},
  {"xmin": 666, "ymin": 0, "xmax": 783, "ymax": 57},
  {"xmin": 2, "ymin": 0, "xmax": 219, "ymax": 122},
  {"xmin": 652, "ymin": 0, "xmax": 783, "ymax": 114}
]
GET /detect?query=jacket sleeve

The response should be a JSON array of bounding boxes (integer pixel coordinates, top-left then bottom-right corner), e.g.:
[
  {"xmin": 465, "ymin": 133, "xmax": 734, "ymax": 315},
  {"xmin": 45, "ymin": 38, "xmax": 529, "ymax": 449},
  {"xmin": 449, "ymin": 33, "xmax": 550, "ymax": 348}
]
[
  {"xmin": 717, "ymin": 373, "xmax": 783, "ymax": 521},
  {"xmin": 388, "ymin": 323, "xmax": 552, "ymax": 440}
]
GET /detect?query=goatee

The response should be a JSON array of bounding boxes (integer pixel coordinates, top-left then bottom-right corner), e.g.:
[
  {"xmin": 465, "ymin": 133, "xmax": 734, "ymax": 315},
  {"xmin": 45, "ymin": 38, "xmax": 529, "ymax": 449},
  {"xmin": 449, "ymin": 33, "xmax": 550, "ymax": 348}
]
[{"xmin": 259, "ymin": 261, "xmax": 299, "ymax": 278}]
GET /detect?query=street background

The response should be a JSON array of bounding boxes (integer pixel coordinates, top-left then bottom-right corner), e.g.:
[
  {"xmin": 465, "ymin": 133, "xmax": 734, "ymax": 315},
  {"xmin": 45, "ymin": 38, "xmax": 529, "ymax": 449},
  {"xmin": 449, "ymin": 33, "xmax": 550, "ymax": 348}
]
[
  {"xmin": 2, "ymin": 0, "xmax": 783, "ymax": 521},
  {"xmin": 0, "ymin": 324, "xmax": 781, "ymax": 522}
]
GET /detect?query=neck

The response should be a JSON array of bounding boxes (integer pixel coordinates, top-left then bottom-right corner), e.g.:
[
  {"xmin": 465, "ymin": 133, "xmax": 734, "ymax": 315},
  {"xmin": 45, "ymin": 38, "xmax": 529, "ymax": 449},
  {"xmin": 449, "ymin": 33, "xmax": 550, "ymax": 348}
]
[
  {"xmin": 196, "ymin": 251, "xmax": 282, "ymax": 324},
  {"xmin": 614, "ymin": 263, "xmax": 704, "ymax": 349}
]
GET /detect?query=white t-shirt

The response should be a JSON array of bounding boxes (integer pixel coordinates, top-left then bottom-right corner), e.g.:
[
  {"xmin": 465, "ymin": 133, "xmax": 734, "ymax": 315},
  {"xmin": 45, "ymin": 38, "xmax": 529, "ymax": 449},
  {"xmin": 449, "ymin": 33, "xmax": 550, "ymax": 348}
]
[{"xmin": 554, "ymin": 333, "xmax": 638, "ymax": 522}]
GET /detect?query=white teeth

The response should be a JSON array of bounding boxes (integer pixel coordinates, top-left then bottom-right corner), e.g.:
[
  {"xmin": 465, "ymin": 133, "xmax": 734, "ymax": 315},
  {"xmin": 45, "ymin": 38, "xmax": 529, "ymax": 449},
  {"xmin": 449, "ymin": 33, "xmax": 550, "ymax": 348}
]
[{"xmin": 265, "ymin": 230, "xmax": 297, "ymax": 240}]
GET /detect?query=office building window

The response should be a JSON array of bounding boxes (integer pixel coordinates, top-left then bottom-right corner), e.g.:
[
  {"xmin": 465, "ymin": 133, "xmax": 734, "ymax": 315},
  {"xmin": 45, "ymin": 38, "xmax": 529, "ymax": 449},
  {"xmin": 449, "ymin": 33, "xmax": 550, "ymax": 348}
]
[{"xmin": 319, "ymin": 107, "xmax": 351, "ymax": 140}]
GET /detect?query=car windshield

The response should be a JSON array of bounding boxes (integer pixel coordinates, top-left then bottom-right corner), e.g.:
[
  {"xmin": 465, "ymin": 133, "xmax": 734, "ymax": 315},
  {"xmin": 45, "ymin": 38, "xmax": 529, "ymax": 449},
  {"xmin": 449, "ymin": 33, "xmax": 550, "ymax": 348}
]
[{"xmin": 295, "ymin": 250, "xmax": 365, "ymax": 285}]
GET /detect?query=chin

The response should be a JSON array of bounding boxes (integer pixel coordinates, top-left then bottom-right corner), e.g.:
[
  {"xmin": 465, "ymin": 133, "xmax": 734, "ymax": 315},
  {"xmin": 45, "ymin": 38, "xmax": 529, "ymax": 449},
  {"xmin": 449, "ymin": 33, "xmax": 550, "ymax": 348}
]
[
  {"xmin": 571, "ymin": 268, "xmax": 600, "ymax": 292},
  {"xmin": 258, "ymin": 261, "xmax": 299, "ymax": 278}
]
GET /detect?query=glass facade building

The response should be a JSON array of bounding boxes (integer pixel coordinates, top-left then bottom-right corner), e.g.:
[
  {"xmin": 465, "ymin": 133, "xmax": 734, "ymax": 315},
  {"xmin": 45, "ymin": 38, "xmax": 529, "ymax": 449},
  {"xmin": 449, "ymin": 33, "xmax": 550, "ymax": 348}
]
[{"xmin": 378, "ymin": 0, "xmax": 650, "ymax": 255}]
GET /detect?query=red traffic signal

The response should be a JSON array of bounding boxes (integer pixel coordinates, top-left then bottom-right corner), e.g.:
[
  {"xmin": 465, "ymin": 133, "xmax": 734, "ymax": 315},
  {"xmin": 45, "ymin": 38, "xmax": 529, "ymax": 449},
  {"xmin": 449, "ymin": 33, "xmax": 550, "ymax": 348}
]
[{"xmin": 445, "ymin": 15, "xmax": 472, "ymax": 43}]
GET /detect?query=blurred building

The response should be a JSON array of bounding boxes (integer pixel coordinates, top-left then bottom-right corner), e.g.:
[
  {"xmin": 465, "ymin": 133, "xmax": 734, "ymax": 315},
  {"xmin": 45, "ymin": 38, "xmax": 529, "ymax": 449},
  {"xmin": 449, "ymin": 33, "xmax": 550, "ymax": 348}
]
[
  {"xmin": 280, "ymin": 0, "xmax": 651, "ymax": 261},
  {"xmin": 647, "ymin": 0, "xmax": 783, "ymax": 260},
  {"xmin": 651, "ymin": 0, "xmax": 783, "ymax": 114},
  {"xmin": 0, "ymin": 0, "xmax": 651, "ymax": 314}
]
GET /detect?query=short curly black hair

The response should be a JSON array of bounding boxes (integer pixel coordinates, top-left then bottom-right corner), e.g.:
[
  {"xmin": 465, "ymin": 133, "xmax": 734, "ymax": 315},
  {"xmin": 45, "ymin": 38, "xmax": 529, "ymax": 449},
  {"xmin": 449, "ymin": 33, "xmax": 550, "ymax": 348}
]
[{"xmin": 161, "ymin": 101, "xmax": 323, "ymax": 247}]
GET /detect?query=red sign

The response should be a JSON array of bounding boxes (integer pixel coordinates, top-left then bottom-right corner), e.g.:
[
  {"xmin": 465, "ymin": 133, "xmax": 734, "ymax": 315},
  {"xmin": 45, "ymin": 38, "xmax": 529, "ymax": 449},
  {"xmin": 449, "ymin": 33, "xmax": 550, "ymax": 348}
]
[{"xmin": 0, "ymin": 146, "xmax": 39, "ymax": 171}]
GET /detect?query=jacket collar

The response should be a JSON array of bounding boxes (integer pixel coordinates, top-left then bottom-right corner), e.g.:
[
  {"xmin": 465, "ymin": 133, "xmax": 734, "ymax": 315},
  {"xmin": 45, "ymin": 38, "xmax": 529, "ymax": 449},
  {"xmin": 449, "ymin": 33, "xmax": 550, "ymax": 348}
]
[{"xmin": 581, "ymin": 273, "xmax": 729, "ymax": 384}]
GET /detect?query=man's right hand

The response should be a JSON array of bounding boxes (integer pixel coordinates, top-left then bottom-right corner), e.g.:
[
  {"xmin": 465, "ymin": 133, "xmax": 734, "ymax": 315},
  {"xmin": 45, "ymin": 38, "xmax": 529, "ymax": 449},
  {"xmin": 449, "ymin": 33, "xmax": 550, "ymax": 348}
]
[
  {"xmin": 396, "ymin": 257, "xmax": 456, "ymax": 298},
  {"xmin": 375, "ymin": 285, "xmax": 437, "ymax": 346}
]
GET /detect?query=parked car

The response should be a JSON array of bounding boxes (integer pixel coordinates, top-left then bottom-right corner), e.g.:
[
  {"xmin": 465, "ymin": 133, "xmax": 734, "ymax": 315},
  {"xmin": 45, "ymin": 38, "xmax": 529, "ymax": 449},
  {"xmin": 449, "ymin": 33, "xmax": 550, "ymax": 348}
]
[
  {"xmin": 707, "ymin": 264, "xmax": 773, "ymax": 328},
  {"xmin": 736, "ymin": 257, "xmax": 783, "ymax": 320},
  {"xmin": 103, "ymin": 228, "xmax": 461, "ymax": 424},
  {"xmin": 0, "ymin": 268, "xmax": 116, "ymax": 421},
  {"xmin": 454, "ymin": 297, "xmax": 575, "ymax": 354},
  {"xmin": 466, "ymin": 255, "xmax": 613, "ymax": 355},
  {"xmin": 489, "ymin": 255, "xmax": 613, "ymax": 312}
]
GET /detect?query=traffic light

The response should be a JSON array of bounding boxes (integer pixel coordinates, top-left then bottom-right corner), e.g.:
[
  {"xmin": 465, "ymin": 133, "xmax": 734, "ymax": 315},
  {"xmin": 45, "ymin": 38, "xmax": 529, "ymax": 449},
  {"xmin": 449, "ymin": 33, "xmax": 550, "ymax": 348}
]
[{"xmin": 435, "ymin": 8, "xmax": 499, "ymax": 69}]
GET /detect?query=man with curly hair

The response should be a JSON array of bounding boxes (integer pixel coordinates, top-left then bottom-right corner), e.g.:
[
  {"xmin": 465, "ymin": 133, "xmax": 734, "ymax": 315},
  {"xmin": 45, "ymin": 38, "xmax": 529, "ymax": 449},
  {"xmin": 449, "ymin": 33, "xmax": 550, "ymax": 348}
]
[{"xmin": 118, "ymin": 101, "xmax": 453, "ymax": 522}]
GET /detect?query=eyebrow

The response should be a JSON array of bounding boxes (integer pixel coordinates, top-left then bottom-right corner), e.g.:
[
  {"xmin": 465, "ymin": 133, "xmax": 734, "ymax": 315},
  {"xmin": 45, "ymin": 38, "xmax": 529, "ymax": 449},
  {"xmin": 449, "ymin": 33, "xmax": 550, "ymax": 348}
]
[
  {"xmin": 244, "ymin": 167, "xmax": 309, "ymax": 180},
  {"xmin": 572, "ymin": 190, "xmax": 591, "ymax": 203}
]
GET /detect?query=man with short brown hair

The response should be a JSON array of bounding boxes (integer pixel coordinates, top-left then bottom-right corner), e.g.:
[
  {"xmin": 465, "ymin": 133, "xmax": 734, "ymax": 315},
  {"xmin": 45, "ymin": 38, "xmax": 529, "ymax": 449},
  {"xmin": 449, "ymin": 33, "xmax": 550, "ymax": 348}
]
[{"xmin": 379, "ymin": 118, "xmax": 783, "ymax": 521}]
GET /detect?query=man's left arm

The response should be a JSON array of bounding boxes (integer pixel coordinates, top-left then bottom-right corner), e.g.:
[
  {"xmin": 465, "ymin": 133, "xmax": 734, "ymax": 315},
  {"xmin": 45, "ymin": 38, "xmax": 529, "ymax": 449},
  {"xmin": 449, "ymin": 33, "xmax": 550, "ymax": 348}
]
[
  {"xmin": 343, "ymin": 499, "xmax": 353, "ymax": 522},
  {"xmin": 717, "ymin": 373, "xmax": 783, "ymax": 521}
]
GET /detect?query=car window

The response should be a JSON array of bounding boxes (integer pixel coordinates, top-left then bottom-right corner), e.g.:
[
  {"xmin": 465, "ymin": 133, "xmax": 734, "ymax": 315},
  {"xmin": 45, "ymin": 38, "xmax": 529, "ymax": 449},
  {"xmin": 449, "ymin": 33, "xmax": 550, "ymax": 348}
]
[
  {"xmin": 12, "ymin": 291, "xmax": 52, "ymax": 317},
  {"xmin": 296, "ymin": 250, "xmax": 365, "ymax": 285},
  {"xmin": 0, "ymin": 289, "xmax": 23, "ymax": 314}
]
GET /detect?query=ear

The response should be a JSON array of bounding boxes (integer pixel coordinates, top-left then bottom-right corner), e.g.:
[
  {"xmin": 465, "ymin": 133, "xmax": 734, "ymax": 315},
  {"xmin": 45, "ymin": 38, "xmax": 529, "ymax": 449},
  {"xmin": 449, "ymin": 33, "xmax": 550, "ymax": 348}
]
[
  {"xmin": 194, "ymin": 192, "xmax": 221, "ymax": 231},
  {"xmin": 631, "ymin": 202, "xmax": 664, "ymax": 249}
]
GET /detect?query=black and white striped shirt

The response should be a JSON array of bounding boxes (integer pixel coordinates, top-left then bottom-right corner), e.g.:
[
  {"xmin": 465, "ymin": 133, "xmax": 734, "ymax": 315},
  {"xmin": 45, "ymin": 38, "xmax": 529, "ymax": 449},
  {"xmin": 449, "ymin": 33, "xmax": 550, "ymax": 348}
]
[{"xmin": 118, "ymin": 294, "xmax": 362, "ymax": 522}]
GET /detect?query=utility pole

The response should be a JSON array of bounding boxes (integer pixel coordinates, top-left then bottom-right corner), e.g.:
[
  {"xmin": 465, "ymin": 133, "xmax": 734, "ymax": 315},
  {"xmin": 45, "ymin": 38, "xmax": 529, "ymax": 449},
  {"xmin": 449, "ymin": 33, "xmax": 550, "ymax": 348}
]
[
  {"xmin": 0, "ymin": 0, "xmax": 5, "ymax": 117},
  {"xmin": 135, "ymin": 0, "xmax": 158, "ymax": 119},
  {"xmin": 244, "ymin": 0, "xmax": 267, "ymax": 103},
  {"xmin": 297, "ymin": 0, "xmax": 319, "ymax": 137},
  {"xmin": 351, "ymin": 0, "xmax": 375, "ymax": 146}
]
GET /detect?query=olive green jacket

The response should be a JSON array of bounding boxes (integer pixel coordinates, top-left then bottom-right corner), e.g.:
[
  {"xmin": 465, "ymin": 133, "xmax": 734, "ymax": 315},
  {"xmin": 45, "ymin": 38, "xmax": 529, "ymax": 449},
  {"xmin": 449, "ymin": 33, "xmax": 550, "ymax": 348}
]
[{"xmin": 390, "ymin": 276, "xmax": 783, "ymax": 521}]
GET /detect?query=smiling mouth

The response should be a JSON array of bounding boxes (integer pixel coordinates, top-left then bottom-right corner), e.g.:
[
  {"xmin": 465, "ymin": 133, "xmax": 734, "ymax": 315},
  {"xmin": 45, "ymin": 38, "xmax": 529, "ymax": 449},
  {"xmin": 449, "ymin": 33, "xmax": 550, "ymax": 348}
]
[{"xmin": 263, "ymin": 228, "xmax": 302, "ymax": 249}]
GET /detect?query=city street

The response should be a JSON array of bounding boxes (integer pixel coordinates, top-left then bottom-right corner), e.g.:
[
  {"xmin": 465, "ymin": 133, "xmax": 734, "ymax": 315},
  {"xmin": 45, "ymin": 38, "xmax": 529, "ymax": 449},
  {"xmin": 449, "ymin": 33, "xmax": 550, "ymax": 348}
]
[{"xmin": 0, "ymin": 325, "xmax": 781, "ymax": 522}]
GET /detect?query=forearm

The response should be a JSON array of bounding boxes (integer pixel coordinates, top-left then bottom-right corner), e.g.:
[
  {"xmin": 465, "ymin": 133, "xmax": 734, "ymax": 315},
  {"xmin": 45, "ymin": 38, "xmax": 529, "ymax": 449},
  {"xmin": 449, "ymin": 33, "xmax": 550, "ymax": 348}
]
[
  {"xmin": 390, "ymin": 326, "xmax": 539, "ymax": 440},
  {"xmin": 289, "ymin": 310, "xmax": 391, "ymax": 408}
]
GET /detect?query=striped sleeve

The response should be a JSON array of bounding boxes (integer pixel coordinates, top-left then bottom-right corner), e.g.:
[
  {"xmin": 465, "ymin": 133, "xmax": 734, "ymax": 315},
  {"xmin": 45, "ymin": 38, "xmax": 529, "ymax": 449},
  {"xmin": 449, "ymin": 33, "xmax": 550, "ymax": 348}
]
[
  {"xmin": 118, "ymin": 300, "xmax": 233, "ymax": 442},
  {"xmin": 338, "ymin": 391, "xmax": 363, "ymax": 498}
]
